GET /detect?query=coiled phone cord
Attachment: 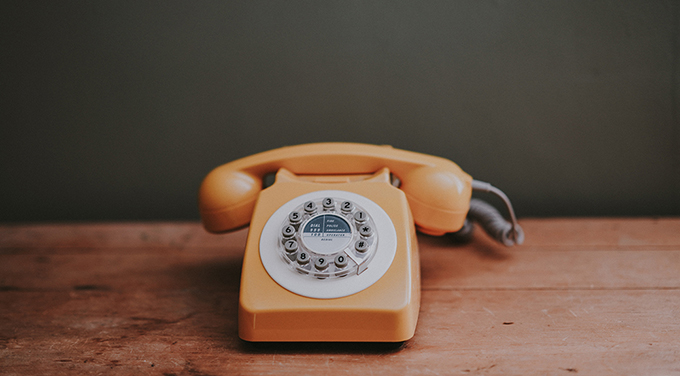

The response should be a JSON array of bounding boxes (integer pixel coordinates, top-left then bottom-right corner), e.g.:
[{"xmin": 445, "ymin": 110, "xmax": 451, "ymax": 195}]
[{"xmin": 463, "ymin": 180, "xmax": 524, "ymax": 246}]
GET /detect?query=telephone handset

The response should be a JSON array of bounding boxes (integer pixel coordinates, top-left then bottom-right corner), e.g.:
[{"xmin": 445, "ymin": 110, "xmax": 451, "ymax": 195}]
[{"xmin": 199, "ymin": 143, "xmax": 522, "ymax": 342}]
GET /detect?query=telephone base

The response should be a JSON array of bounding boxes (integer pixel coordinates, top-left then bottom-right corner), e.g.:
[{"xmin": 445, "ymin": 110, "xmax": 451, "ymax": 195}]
[
  {"xmin": 238, "ymin": 303, "xmax": 417, "ymax": 342},
  {"xmin": 238, "ymin": 169, "xmax": 420, "ymax": 342},
  {"xmin": 240, "ymin": 340, "xmax": 407, "ymax": 351}
]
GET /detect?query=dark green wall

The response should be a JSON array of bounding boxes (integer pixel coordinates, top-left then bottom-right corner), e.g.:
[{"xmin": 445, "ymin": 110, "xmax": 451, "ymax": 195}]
[{"xmin": 2, "ymin": 1, "xmax": 679, "ymax": 221}]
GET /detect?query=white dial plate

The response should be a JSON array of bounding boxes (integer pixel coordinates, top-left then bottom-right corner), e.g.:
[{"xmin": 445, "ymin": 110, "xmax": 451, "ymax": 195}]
[{"xmin": 260, "ymin": 190, "xmax": 397, "ymax": 299}]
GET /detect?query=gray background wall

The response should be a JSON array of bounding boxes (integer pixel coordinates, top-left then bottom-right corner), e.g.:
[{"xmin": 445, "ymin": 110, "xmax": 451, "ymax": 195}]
[{"xmin": 2, "ymin": 1, "xmax": 679, "ymax": 222}]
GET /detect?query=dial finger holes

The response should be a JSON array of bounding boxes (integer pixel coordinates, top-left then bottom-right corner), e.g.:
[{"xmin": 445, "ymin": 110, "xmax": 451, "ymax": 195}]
[
  {"xmin": 334, "ymin": 254, "xmax": 348, "ymax": 268},
  {"xmin": 315, "ymin": 257, "xmax": 329, "ymax": 270},
  {"xmin": 277, "ymin": 196, "xmax": 378, "ymax": 280}
]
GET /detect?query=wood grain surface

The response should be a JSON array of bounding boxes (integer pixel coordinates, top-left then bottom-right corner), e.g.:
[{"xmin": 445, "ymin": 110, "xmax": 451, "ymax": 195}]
[{"xmin": 1, "ymin": 218, "xmax": 679, "ymax": 375}]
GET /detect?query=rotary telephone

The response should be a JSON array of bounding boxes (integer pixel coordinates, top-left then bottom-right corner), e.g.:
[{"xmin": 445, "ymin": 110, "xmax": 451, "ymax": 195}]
[{"xmin": 199, "ymin": 143, "xmax": 523, "ymax": 342}]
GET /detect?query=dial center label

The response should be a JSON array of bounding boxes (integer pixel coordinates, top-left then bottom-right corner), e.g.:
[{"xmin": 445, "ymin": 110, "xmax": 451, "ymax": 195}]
[{"xmin": 300, "ymin": 214, "xmax": 352, "ymax": 255}]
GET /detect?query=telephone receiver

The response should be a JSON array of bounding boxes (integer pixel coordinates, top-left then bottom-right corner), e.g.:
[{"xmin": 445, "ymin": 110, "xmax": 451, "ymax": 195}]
[{"xmin": 199, "ymin": 143, "xmax": 522, "ymax": 342}]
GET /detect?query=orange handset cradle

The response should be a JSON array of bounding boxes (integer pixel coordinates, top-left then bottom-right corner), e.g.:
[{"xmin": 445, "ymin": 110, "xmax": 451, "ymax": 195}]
[{"xmin": 199, "ymin": 143, "xmax": 521, "ymax": 342}]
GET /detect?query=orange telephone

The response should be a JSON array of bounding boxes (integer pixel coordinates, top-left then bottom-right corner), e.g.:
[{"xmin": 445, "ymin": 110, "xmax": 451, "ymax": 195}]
[{"xmin": 199, "ymin": 143, "xmax": 522, "ymax": 342}]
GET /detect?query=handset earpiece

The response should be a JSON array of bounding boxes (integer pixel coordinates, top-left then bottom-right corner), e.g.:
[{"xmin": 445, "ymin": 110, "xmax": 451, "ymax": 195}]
[
  {"xmin": 199, "ymin": 168, "xmax": 262, "ymax": 233},
  {"xmin": 399, "ymin": 166, "xmax": 472, "ymax": 236}
]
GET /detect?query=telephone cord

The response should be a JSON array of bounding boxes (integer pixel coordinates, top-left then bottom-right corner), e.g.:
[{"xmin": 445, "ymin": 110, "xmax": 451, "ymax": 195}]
[{"xmin": 468, "ymin": 180, "xmax": 524, "ymax": 246}]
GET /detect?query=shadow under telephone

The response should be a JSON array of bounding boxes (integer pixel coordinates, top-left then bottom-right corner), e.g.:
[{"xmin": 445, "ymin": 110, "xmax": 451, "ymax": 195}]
[{"xmin": 198, "ymin": 143, "xmax": 523, "ymax": 342}]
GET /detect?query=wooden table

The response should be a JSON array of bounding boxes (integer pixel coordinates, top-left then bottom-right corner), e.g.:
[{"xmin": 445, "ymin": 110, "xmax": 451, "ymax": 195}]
[{"xmin": 1, "ymin": 218, "xmax": 679, "ymax": 375}]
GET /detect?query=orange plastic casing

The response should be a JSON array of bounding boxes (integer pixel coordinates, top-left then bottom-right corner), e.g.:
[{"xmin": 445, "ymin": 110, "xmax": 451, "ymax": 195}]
[
  {"xmin": 197, "ymin": 143, "xmax": 473, "ymax": 342},
  {"xmin": 238, "ymin": 169, "xmax": 418, "ymax": 341}
]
